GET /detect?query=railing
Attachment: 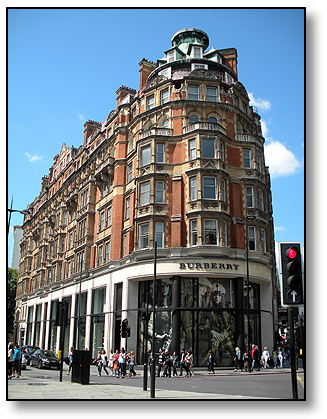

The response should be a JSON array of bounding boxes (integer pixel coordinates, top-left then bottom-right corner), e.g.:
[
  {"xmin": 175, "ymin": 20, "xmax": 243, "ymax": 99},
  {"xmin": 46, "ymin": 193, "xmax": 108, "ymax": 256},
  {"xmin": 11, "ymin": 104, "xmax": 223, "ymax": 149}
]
[
  {"xmin": 183, "ymin": 122, "xmax": 224, "ymax": 135},
  {"xmin": 139, "ymin": 128, "xmax": 173, "ymax": 140}
]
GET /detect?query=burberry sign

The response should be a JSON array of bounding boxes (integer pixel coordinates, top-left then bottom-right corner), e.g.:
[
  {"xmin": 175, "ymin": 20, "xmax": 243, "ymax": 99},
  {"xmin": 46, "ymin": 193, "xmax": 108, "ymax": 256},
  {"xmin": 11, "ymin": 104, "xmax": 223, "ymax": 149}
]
[{"xmin": 179, "ymin": 262, "xmax": 240, "ymax": 271}]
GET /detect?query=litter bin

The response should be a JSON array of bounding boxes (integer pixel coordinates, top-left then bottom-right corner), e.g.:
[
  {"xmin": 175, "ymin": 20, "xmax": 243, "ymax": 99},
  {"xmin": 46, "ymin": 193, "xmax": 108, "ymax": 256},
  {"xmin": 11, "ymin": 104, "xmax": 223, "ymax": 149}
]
[{"xmin": 71, "ymin": 350, "xmax": 91, "ymax": 384}]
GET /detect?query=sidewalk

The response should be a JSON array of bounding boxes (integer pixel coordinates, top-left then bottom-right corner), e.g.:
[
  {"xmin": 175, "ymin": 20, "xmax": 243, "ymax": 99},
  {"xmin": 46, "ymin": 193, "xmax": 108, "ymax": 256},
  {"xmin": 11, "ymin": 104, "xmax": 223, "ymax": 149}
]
[{"xmin": 7, "ymin": 366, "xmax": 302, "ymax": 400}]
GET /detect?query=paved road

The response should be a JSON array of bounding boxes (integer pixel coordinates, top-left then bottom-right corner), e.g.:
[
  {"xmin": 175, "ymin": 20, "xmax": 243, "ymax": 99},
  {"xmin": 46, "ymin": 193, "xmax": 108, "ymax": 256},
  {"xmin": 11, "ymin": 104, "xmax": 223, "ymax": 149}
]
[{"xmin": 7, "ymin": 365, "xmax": 305, "ymax": 400}]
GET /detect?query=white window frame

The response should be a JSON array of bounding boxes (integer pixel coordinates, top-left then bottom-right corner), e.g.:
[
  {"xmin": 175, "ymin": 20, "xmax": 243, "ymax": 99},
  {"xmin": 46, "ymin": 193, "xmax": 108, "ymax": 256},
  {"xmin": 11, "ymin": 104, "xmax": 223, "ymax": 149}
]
[
  {"xmin": 140, "ymin": 181, "xmax": 150, "ymax": 206},
  {"xmin": 160, "ymin": 88, "xmax": 169, "ymax": 104},
  {"xmin": 155, "ymin": 222, "xmax": 164, "ymax": 248},
  {"xmin": 203, "ymin": 176, "xmax": 217, "ymax": 199},
  {"xmin": 244, "ymin": 149, "xmax": 251, "ymax": 168},
  {"xmin": 190, "ymin": 219, "xmax": 197, "ymax": 246},
  {"xmin": 189, "ymin": 139, "xmax": 196, "ymax": 160},
  {"xmin": 141, "ymin": 145, "xmax": 151, "ymax": 166},
  {"xmin": 204, "ymin": 219, "xmax": 218, "ymax": 245},
  {"xmin": 139, "ymin": 223, "xmax": 149, "ymax": 249},
  {"xmin": 147, "ymin": 94, "xmax": 155, "ymax": 110},
  {"xmin": 188, "ymin": 85, "xmax": 199, "ymax": 101},
  {"xmin": 156, "ymin": 143, "xmax": 165, "ymax": 163},
  {"xmin": 191, "ymin": 46, "xmax": 203, "ymax": 59},
  {"xmin": 98, "ymin": 245, "xmax": 103, "ymax": 266},
  {"xmin": 246, "ymin": 186, "xmax": 254, "ymax": 208},
  {"xmin": 248, "ymin": 226, "xmax": 256, "ymax": 250},
  {"xmin": 190, "ymin": 177, "xmax": 197, "ymax": 201},
  {"xmin": 156, "ymin": 181, "xmax": 164, "ymax": 203},
  {"xmin": 206, "ymin": 86, "xmax": 218, "ymax": 102}
]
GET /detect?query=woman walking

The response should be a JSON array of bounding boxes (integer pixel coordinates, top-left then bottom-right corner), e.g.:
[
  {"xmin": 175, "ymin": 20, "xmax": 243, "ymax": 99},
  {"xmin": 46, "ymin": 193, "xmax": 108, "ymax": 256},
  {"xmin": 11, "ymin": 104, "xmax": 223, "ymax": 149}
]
[{"xmin": 128, "ymin": 351, "xmax": 136, "ymax": 377}]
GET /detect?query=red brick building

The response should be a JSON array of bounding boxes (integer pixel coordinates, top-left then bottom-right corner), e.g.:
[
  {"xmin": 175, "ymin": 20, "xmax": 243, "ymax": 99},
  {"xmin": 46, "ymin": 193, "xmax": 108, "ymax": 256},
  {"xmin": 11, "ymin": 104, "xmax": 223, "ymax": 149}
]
[{"xmin": 15, "ymin": 28, "xmax": 278, "ymax": 366}]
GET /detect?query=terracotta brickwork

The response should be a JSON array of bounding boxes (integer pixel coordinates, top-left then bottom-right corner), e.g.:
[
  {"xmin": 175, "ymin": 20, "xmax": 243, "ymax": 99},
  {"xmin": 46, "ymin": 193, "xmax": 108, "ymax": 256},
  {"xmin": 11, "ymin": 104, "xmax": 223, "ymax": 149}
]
[{"xmin": 16, "ymin": 28, "xmax": 276, "ymax": 303}]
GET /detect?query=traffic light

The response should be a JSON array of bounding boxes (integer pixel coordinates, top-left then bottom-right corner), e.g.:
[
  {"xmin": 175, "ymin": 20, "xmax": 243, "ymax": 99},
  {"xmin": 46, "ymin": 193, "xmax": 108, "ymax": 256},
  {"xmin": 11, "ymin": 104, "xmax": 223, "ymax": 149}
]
[
  {"xmin": 121, "ymin": 319, "xmax": 131, "ymax": 338},
  {"xmin": 279, "ymin": 242, "xmax": 303, "ymax": 306}
]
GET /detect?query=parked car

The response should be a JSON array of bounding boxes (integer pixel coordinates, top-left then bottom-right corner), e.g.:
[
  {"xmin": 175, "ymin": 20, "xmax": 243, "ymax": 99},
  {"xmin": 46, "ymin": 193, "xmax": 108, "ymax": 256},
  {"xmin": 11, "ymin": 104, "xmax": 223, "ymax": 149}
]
[
  {"xmin": 29, "ymin": 349, "xmax": 60, "ymax": 370},
  {"xmin": 21, "ymin": 345, "xmax": 40, "ymax": 369}
]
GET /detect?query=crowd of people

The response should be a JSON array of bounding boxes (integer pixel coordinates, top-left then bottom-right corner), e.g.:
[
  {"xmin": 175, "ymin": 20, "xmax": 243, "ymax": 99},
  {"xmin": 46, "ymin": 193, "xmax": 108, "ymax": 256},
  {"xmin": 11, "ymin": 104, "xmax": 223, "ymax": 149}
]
[
  {"xmin": 8, "ymin": 340, "xmax": 292, "ymax": 380},
  {"xmin": 7, "ymin": 342, "xmax": 21, "ymax": 379},
  {"xmin": 231, "ymin": 344, "xmax": 292, "ymax": 372}
]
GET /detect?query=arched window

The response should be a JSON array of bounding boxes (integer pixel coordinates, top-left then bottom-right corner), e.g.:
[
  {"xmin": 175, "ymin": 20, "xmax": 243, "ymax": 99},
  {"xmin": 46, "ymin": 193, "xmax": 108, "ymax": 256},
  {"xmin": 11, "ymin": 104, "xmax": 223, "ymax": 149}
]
[
  {"xmin": 189, "ymin": 115, "xmax": 199, "ymax": 125},
  {"xmin": 161, "ymin": 119, "xmax": 169, "ymax": 128},
  {"xmin": 208, "ymin": 117, "xmax": 217, "ymax": 124}
]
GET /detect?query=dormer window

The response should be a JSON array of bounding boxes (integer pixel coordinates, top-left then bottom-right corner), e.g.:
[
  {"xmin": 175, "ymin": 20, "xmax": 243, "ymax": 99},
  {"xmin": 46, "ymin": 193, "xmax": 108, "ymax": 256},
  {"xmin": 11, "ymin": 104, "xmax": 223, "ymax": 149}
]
[
  {"xmin": 167, "ymin": 51, "xmax": 175, "ymax": 62},
  {"xmin": 191, "ymin": 46, "xmax": 203, "ymax": 59}
]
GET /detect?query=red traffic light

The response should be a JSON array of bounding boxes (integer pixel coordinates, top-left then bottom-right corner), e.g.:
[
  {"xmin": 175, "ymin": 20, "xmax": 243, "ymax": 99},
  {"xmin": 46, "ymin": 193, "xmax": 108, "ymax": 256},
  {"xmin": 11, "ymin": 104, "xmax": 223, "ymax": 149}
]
[{"xmin": 287, "ymin": 247, "xmax": 297, "ymax": 259}]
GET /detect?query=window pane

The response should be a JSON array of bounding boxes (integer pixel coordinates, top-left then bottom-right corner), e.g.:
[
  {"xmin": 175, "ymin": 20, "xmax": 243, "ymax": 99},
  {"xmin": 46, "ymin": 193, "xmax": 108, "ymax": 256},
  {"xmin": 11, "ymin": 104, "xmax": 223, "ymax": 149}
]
[
  {"xmin": 141, "ymin": 146, "xmax": 151, "ymax": 166},
  {"xmin": 140, "ymin": 182, "xmax": 150, "ymax": 205},
  {"xmin": 202, "ymin": 139, "xmax": 215, "ymax": 158},
  {"xmin": 156, "ymin": 144, "xmax": 164, "ymax": 163},
  {"xmin": 204, "ymin": 220, "xmax": 217, "ymax": 244},
  {"xmin": 189, "ymin": 139, "xmax": 196, "ymax": 159},
  {"xmin": 203, "ymin": 177, "xmax": 216, "ymax": 199},
  {"xmin": 206, "ymin": 87, "xmax": 217, "ymax": 102},
  {"xmin": 139, "ymin": 224, "xmax": 149, "ymax": 249},
  {"xmin": 188, "ymin": 86, "xmax": 199, "ymax": 101},
  {"xmin": 155, "ymin": 222, "xmax": 164, "ymax": 248},
  {"xmin": 156, "ymin": 181, "xmax": 164, "ymax": 203}
]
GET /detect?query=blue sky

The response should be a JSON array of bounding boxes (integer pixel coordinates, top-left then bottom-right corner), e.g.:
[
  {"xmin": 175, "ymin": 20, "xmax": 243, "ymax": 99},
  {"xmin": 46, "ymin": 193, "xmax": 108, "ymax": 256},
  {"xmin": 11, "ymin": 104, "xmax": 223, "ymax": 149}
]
[{"xmin": 7, "ymin": 8, "xmax": 305, "ymax": 266}]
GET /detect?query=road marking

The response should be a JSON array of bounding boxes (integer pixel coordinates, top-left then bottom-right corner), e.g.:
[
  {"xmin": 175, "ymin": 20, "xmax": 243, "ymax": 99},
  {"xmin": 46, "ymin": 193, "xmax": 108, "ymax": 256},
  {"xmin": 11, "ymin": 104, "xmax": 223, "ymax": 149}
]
[{"xmin": 297, "ymin": 374, "xmax": 304, "ymax": 388}]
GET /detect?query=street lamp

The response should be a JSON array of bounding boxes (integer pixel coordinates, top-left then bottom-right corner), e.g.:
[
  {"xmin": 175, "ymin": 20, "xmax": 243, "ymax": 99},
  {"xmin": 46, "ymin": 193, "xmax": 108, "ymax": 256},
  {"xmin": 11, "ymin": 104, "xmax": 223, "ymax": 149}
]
[
  {"xmin": 245, "ymin": 214, "xmax": 256, "ymax": 373},
  {"xmin": 7, "ymin": 197, "xmax": 31, "ymax": 235}
]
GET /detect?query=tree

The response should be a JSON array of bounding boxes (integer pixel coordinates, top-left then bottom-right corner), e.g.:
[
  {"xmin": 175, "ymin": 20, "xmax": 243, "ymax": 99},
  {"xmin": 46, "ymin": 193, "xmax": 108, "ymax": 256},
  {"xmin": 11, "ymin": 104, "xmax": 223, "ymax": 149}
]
[{"xmin": 7, "ymin": 268, "xmax": 18, "ymax": 336}]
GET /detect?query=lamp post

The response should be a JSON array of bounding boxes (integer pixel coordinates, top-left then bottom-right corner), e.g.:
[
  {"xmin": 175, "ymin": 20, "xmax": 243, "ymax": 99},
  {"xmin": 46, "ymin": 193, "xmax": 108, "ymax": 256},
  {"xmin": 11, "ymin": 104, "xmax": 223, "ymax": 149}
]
[
  {"xmin": 245, "ymin": 214, "xmax": 256, "ymax": 373},
  {"xmin": 8, "ymin": 196, "xmax": 30, "ymax": 235},
  {"xmin": 150, "ymin": 241, "xmax": 157, "ymax": 399}
]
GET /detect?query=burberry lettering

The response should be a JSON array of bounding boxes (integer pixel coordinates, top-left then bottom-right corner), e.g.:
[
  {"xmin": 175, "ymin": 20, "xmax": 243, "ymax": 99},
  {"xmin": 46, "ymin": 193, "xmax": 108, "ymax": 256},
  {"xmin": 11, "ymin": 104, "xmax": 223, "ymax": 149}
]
[{"xmin": 179, "ymin": 262, "xmax": 239, "ymax": 270}]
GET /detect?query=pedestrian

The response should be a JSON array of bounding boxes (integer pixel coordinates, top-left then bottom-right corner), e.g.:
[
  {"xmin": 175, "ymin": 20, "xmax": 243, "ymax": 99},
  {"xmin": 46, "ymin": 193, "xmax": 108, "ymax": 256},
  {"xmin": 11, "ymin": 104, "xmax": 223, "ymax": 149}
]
[
  {"xmin": 261, "ymin": 347, "xmax": 270, "ymax": 369},
  {"xmin": 233, "ymin": 347, "xmax": 242, "ymax": 372},
  {"xmin": 172, "ymin": 351, "xmax": 179, "ymax": 377},
  {"xmin": 92, "ymin": 351, "xmax": 102, "ymax": 376},
  {"xmin": 128, "ymin": 351, "xmax": 136, "ymax": 377},
  {"xmin": 149, "ymin": 351, "xmax": 154, "ymax": 376},
  {"xmin": 179, "ymin": 349, "xmax": 186, "ymax": 376},
  {"xmin": 188, "ymin": 350, "xmax": 194, "ymax": 376},
  {"xmin": 185, "ymin": 350, "xmax": 193, "ymax": 378},
  {"xmin": 156, "ymin": 348, "xmax": 164, "ymax": 377},
  {"xmin": 272, "ymin": 347, "xmax": 278, "ymax": 368},
  {"xmin": 67, "ymin": 347, "xmax": 73, "ymax": 375},
  {"xmin": 250, "ymin": 344, "xmax": 260, "ymax": 372},
  {"xmin": 278, "ymin": 347, "xmax": 284, "ymax": 368},
  {"xmin": 285, "ymin": 347, "xmax": 290, "ymax": 368},
  {"xmin": 207, "ymin": 349, "xmax": 216, "ymax": 374},
  {"xmin": 113, "ymin": 350, "xmax": 119, "ymax": 377},
  {"xmin": 101, "ymin": 350, "xmax": 109, "ymax": 375},
  {"xmin": 108, "ymin": 349, "xmax": 114, "ymax": 375},
  {"xmin": 162, "ymin": 350, "xmax": 172, "ymax": 377},
  {"xmin": 12, "ymin": 344, "xmax": 21, "ymax": 378},
  {"xmin": 243, "ymin": 349, "xmax": 249, "ymax": 371},
  {"xmin": 119, "ymin": 347, "xmax": 126, "ymax": 378},
  {"xmin": 8, "ymin": 342, "xmax": 14, "ymax": 379}
]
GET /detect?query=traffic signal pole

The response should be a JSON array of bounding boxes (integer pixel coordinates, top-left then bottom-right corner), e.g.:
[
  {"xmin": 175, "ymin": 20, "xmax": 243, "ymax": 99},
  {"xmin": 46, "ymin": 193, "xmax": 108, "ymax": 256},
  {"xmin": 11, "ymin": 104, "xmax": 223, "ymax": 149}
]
[{"xmin": 288, "ymin": 307, "xmax": 298, "ymax": 400}]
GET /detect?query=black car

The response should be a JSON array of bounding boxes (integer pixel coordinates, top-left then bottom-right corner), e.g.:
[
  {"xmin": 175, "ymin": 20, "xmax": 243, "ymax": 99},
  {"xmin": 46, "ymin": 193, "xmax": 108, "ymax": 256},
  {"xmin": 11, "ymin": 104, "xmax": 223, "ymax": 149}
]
[
  {"xmin": 29, "ymin": 349, "xmax": 60, "ymax": 370},
  {"xmin": 21, "ymin": 345, "xmax": 40, "ymax": 369}
]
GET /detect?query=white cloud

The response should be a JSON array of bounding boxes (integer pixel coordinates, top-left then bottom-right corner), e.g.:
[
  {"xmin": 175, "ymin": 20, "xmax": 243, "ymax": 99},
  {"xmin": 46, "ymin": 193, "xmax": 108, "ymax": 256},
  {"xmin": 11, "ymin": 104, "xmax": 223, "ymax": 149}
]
[
  {"xmin": 264, "ymin": 140, "xmax": 302, "ymax": 178},
  {"xmin": 275, "ymin": 226, "xmax": 285, "ymax": 231},
  {"xmin": 78, "ymin": 114, "xmax": 85, "ymax": 121},
  {"xmin": 249, "ymin": 92, "xmax": 271, "ymax": 112},
  {"xmin": 25, "ymin": 152, "xmax": 43, "ymax": 163}
]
